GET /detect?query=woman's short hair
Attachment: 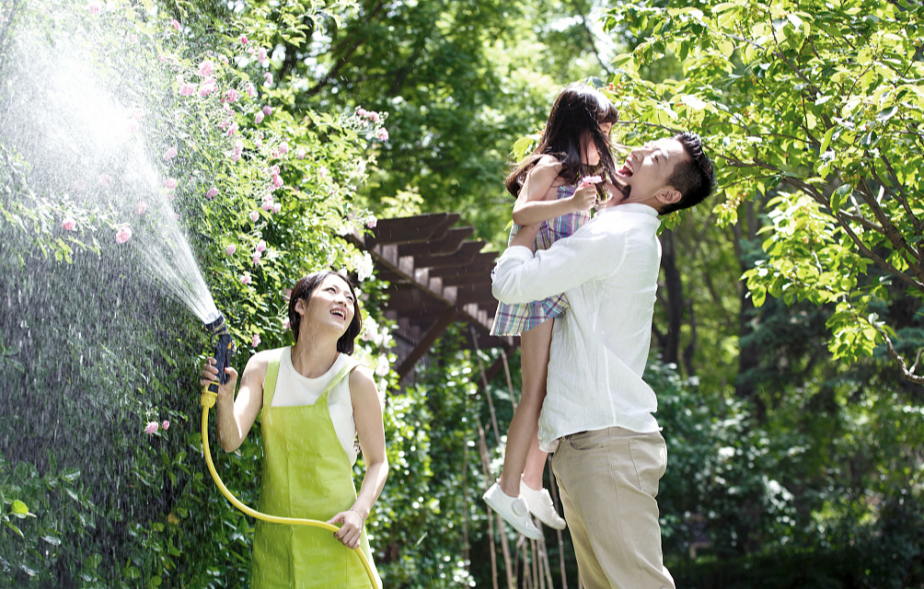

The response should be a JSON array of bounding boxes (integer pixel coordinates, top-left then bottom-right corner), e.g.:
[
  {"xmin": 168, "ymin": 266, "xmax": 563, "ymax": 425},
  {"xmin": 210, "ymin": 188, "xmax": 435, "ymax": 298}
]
[{"xmin": 287, "ymin": 271, "xmax": 362, "ymax": 355}]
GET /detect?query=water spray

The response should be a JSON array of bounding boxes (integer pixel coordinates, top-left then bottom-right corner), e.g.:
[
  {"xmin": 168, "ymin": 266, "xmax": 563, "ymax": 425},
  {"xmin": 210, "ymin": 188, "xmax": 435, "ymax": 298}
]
[{"xmin": 198, "ymin": 312, "xmax": 379, "ymax": 588}]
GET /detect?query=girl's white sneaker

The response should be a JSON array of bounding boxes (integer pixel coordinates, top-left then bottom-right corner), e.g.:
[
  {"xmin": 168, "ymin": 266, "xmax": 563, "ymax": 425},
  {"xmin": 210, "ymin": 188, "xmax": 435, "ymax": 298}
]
[
  {"xmin": 520, "ymin": 482, "xmax": 567, "ymax": 530},
  {"xmin": 482, "ymin": 482, "xmax": 544, "ymax": 540}
]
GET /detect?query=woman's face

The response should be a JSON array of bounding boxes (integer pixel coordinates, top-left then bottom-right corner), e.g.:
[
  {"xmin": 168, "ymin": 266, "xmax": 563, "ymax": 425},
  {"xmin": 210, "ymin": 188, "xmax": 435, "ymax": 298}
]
[{"xmin": 296, "ymin": 274, "xmax": 356, "ymax": 337}]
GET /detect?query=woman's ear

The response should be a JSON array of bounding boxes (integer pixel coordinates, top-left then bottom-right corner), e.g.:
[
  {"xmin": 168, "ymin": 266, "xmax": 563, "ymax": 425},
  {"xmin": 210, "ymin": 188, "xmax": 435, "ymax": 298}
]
[{"xmin": 294, "ymin": 296, "xmax": 308, "ymax": 317}]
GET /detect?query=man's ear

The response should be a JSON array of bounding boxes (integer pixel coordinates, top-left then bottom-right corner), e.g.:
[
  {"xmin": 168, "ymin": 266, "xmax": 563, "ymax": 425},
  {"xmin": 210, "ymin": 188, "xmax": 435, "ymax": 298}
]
[{"xmin": 657, "ymin": 187, "xmax": 681, "ymax": 207}]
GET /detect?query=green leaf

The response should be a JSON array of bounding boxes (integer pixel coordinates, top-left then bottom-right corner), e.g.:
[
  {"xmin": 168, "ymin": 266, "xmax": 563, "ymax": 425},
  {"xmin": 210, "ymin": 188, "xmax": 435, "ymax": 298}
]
[
  {"xmin": 829, "ymin": 183, "xmax": 852, "ymax": 215},
  {"xmin": 876, "ymin": 106, "xmax": 898, "ymax": 122},
  {"xmin": 819, "ymin": 127, "xmax": 835, "ymax": 153},
  {"xmin": 11, "ymin": 500, "xmax": 29, "ymax": 516},
  {"xmin": 42, "ymin": 533, "xmax": 62, "ymax": 546}
]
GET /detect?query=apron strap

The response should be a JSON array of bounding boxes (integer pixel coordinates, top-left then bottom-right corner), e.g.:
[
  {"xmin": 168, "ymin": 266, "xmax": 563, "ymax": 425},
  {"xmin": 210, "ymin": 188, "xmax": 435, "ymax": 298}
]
[
  {"xmin": 262, "ymin": 348, "xmax": 285, "ymax": 408},
  {"xmin": 263, "ymin": 349, "xmax": 359, "ymax": 407},
  {"xmin": 320, "ymin": 357, "xmax": 360, "ymax": 398}
]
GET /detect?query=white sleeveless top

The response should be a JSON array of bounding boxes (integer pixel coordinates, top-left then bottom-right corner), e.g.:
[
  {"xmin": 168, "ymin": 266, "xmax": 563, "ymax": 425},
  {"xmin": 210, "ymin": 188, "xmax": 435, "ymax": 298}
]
[{"xmin": 268, "ymin": 348, "xmax": 357, "ymax": 465}]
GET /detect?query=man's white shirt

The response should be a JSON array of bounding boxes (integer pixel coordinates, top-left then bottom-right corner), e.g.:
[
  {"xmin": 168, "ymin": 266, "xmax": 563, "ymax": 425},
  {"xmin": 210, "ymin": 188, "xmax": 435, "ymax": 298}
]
[{"xmin": 492, "ymin": 203, "xmax": 663, "ymax": 451}]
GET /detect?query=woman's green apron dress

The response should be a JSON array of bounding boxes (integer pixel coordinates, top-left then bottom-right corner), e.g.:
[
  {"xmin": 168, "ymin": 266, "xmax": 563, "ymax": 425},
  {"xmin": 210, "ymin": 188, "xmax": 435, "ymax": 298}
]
[{"xmin": 252, "ymin": 349, "xmax": 381, "ymax": 589}]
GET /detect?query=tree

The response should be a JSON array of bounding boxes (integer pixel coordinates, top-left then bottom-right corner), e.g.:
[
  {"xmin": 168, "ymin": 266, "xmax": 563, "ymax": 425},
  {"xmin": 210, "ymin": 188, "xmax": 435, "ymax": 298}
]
[{"xmin": 603, "ymin": 0, "xmax": 924, "ymax": 384}]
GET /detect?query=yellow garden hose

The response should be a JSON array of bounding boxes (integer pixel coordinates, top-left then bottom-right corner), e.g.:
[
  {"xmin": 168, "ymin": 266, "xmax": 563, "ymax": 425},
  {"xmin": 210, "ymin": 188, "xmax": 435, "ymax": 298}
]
[{"xmin": 199, "ymin": 389, "xmax": 380, "ymax": 588}]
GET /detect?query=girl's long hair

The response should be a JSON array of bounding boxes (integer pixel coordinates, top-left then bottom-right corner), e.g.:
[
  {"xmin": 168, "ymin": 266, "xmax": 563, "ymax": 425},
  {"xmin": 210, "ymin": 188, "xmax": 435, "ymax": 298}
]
[{"xmin": 505, "ymin": 83, "xmax": 625, "ymax": 198}]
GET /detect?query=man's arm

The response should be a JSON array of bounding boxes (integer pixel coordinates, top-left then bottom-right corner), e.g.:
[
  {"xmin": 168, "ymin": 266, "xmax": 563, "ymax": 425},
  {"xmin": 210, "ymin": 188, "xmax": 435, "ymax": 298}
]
[{"xmin": 492, "ymin": 220, "xmax": 625, "ymax": 304}]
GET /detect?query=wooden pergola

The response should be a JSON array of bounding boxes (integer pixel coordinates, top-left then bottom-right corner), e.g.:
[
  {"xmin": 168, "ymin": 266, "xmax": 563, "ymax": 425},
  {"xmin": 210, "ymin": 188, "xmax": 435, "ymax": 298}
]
[{"xmin": 347, "ymin": 213, "xmax": 518, "ymax": 386}]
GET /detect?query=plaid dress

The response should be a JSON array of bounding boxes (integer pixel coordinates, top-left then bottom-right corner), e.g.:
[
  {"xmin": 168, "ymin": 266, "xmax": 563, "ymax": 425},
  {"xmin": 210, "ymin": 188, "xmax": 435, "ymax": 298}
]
[{"xmin": 491, "ymin": 184, "xmax": 591, "ymax": 336}]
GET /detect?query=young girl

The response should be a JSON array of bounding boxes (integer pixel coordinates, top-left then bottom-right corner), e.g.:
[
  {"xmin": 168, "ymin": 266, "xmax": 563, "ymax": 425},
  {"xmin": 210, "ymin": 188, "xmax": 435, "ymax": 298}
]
[{"xmin": 483, "ymin": 83, "xmax": 624, "ymax": 539}]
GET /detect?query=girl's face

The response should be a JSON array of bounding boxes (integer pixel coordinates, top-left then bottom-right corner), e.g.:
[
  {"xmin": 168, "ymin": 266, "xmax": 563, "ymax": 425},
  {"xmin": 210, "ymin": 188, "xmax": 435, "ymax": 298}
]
[
  {"xmin": 582, "ymin": 122, "xmax": 613, "ymax": 164},
  {"xmin": 295, "ymin": 275, "xmax": 356, "ymax": 338}
]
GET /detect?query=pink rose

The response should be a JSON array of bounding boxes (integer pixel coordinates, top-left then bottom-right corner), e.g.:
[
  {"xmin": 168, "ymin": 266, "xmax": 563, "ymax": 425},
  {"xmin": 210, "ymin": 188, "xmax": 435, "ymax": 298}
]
[
  {"xmin": 205, "ymin": 188, "xmax": 219, "ymax": 199},
  {"xmin": 240, "ymin": 35, "xmax": 248, "ymax": 44},
  {"xmin": 99, "ymin": 174, "xmax": 113, "ymax": 186},
  {"xmin": 162, "ymin": 420, "xmax": 170, "ymax": 431},
  {"xmin": 256, "ymin": 240, "xmax": 266, "ymax": 253},
  {"xmin": 254, "ymin": 137, "xmax": 263, "ymax": 149},
  {"xmin": 375, "ymin": 127, "xmax": 389, "ymax": 141},
  {"xmin": 272, "ymin": 202, "xmax": 281, "ymax": 213},
  {"xmin": 247, "ymin": 83, "xmax": 256, "ymax": 98},
  {"xmin": 163, "ymin": 146, "xmax": 177, "ymax": 161},
  {"xmin": 252, "ymin": 252, "xmax": 261, "ymax": 265},
  {"xmin": 88, "ymin": 1, "xmax": 101, "ymax": 14},
  {"xmin": 250, "ymin": 211, "xmax": 259, "ymax": 222},
  {"xmin": 261, "ymin": 200, "xmax": 274, "ymax": 211},
  {"xmin": 252, "ymin": 334, "xmax": 261, "ymax": 347},
  {"xmin": 226, "ymin": 122, "xmax": 238, "ymax": 137},
  {"xmin": 271, "ymin": 174, "xmax": 283, "ymax": 188},
  {"xmin": 262, "ymin": 105, "xmax": 272, "ymax": 116},
  {"xmin": 271, "ymin": 149, "xmax": 280, "ymax": 159},
  {"xmin": 144, "ymin": 422, "xmax": 159, "ymax": 435},
  {"xmin": 116, "ymin": 227, "xmax": 132, "ymax": 244},
  {"xmin": 62, "ymin": 218, "xmax": 77, "ymax": 231},
  {"xmin": 296, "ymin": 149, "xmax": 305, "ymax": 160},
  {"xmin": 226, "ymin": 244, "xmax": 236, "ymax": 256},
  {"xmin": 257, "ymin": 48, "xmax": 268, "ymax": 63},
  {"xmin": 230, "ymin": 152, "xmax": 241, "ymax": 163},
  {"xmin": 271, "ymin": 165, "xmax": 280, "ymax": 174},
  {"xmin": 357, "ymin": 108, "xmax": 367, "ymax": 117},
  {"xmin": 217, "ymin": 54, "xmax": 228, "ymax": 64},
  {"xmin": 135, "ymin": 201, "xmax": 147, "ymax": 214},
  {"xmin": 198, "ymin": 77, "xmax": 217, "ymax": 97},
  {"xmin": 179, "ymin": 83, "xmax": 196, "ymax": 96},
  {"xmin": 163, "ymin": 178, "xmax": 177, "ymax": 189},
  {"xmin": 580, "ymin": 175, "xmax": 602, "ymax": 186},
  {"xmin": 170, "ymin": 19, "xmax": 180, "ymax": 31},
  {"xmin": 255, "ymin": 111, "xmax": 264, "ymax": 124},
  {"xmin": 198, "ymin": 60, "xmax": 215, "ymax": 77},
  {"xmin": 241, "ymin": 273, "xmax": 252, "ymax": 285},
  {"xmin": 283, "ymin": 318, "xmax": 291, "ymax": 330},
  {"xmin": 264, "ymin": 72, "xmax": 273, "ymax": 86},
  {"xmin": 224, "ymin": 89, "xmax": 238, "ymax": 103},
  {"xmin": 279, "ymin": 141, "xmax": 289, "ymax": 154},
  {"xmin": 366, "ymin": 217, "xmax": 377, "ymax": 228},
  {"xmin": 368, "ymin": 111, "xmax": 380, "ymax": 123}
]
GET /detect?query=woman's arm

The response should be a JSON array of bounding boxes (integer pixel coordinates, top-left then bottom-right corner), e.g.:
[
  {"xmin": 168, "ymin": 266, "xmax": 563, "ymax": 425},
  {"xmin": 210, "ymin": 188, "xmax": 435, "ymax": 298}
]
[
  {"xmin": 511, "ymin": 156, "xmax": 597, "ymax": 226},
  {"xmin": 200, "ymin": 351, "xmax": 268, "ymax": 452},
  {"xmin": 327, "ymin": 366, "xmax": 389, "ymax": 549}
]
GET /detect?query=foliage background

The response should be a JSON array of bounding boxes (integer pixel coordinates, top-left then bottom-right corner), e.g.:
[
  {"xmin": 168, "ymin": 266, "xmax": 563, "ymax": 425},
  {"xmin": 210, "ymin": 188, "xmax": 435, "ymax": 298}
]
[{"xmin": 1, "ymin": 0, "xmax": 922, "ymax": 588}]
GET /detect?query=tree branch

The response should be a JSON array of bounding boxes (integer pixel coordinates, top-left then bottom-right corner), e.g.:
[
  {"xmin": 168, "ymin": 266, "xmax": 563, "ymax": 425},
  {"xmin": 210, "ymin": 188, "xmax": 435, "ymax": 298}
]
[
  {"xmin": 857, "ymin": 177, "xmax": 924, "ymax": 284},
  {"xmin": 871, "ymin": 323, "xmax": 924, "ymax": 385}
]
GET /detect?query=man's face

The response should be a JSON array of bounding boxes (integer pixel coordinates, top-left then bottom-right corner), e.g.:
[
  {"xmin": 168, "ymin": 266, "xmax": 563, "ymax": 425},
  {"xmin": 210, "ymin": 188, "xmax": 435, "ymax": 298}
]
[{"xmin": 614, "ymin": 138, "xmax": 687, "ymax": 205}]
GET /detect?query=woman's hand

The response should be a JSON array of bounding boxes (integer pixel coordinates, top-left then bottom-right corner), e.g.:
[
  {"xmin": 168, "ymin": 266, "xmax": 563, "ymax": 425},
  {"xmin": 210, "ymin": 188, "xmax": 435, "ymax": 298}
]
[
  {"xmin": 567, "ymin": 183, "xmax": 598, "ymax": 212},
  {"xmin": 199, "ymin": 357, "xmax": 239, "ymax": 401},
  {"xmin": 327, "ymin": 509, "xmax": 365, "ymax": 549}
]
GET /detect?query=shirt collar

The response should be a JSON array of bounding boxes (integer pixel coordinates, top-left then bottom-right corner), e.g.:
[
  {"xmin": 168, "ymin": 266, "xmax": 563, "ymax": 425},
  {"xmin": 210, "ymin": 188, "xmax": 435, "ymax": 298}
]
[{"xmin": 597, "ymin": 202, "xmax": 661, "ymax": 218}]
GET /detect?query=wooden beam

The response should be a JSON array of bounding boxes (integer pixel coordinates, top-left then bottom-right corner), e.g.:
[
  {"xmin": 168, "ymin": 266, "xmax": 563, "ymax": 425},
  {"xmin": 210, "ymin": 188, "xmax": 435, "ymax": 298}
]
[
  {"xmin": 428, "ymin": 252, "xmax": 497, "ymax": 278},
  {"xmin": 400, "ymin": 227, "xmax": 475, "ymax": 257},
  {"xmin": 365, "ymin": 213, "xmax": 449, "ymax": 248},
  {"xmin": 396, "ymin": 307, "xmax": 460, "ymax": 381},
  {"xmin": 414, "ymin": 241, "xmax": 485, "ymax": 269}
]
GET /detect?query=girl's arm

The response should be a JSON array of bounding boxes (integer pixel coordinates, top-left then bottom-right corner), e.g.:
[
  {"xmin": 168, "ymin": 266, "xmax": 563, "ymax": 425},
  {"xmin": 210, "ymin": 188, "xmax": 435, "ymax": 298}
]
[
  {"xmin": 328, "ymin": 366, "xmax": 389, "ymax": 549},
  {"xmin": 511, "ymin": 156, "xmax": 597, "ymax": 226},
  {"xmin": 201, "ymin": 351, "xmax": 268, "ymax": 452}
]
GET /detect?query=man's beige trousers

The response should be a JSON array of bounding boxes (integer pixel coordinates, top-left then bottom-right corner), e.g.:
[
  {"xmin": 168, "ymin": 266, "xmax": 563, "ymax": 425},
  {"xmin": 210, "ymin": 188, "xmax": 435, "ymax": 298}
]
[{"xmin": 551, "ymin": 427, "xmax": 675, "ymax": 589}]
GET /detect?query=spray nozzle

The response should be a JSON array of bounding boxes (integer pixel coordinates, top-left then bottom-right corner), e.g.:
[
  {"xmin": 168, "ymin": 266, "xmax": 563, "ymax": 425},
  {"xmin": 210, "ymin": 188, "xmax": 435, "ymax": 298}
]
[{"xmin": 203, "ymin": 312, "xmax": 235, "ymax": 385}]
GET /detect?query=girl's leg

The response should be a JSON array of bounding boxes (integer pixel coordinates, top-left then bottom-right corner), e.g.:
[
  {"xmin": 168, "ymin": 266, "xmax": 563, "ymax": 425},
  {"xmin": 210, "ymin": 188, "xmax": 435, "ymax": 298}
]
[
  {"xmin": 498, "ymin": 319, "xmax": 553, "ymax": 497},
  {"xmin": 521, "ymin": 435, "xmax": 547, "ymax": 491}
]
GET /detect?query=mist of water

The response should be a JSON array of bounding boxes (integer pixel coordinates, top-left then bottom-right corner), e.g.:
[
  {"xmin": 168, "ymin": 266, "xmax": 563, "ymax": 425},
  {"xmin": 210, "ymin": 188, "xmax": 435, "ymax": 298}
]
[{"xmin": 1, "ymin": 5, "xmax": 218, "ymax": 324}]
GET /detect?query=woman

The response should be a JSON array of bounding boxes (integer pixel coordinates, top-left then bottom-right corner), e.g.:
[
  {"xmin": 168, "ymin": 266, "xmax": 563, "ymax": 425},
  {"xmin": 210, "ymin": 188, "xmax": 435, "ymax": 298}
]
[{"xmin": 200, "ymin": 271, "xmax": 387, "ymax": 588}]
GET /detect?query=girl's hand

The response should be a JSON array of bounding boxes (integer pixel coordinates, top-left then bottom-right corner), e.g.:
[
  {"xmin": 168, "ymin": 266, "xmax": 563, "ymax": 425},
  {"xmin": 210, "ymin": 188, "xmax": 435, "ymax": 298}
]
[
  {"xmin": 199, "ymin": 357, "xmax": 239, "ymax": 401},
  {"xmin": 327, "ymin": 510, "xmax": 365, "ymax": 549},
  {"xmin": 568, "ymin": 183, "xmax": 598, "ymax": 212}
]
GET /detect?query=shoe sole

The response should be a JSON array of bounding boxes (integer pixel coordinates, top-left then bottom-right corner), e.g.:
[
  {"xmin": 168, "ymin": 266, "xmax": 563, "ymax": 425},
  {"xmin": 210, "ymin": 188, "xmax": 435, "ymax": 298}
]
[{"xmin": 483, "ymin": 491, "xmax": 544, "ymax": 540}]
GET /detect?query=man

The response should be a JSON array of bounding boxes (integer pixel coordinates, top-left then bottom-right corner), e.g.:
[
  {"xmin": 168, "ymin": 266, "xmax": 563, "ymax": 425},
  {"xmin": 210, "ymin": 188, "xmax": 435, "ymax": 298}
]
[{"xmin": 492, "ymin": 132, "xmax": 716, "ymax": 589}]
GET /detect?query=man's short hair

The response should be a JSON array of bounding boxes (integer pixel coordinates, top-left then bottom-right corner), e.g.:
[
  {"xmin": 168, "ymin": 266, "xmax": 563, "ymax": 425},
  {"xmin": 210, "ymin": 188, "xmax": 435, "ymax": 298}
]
[{"xmin": 661, "ymin": 132, "xmax": 716, "ymax": 215}]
